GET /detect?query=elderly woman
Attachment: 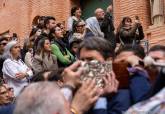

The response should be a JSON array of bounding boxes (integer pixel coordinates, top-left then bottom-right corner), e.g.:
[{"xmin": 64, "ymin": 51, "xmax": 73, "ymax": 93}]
[
  {"xmin": 2, "ymin": 41, "xmax": 33, "ymax": 97},
  {"xmin": 85, "ymin": 17, "xmax": 104, "ymax": 38},
  {"xmin": 32, "ymin": 36, "xmax": 58, "ymax": 74}
]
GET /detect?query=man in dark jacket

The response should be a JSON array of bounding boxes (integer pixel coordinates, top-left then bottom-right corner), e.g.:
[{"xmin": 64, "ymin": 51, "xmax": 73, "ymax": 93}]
[{"xmin": 95, "ymin": 5, "xmax": 116, "ymax": 49}]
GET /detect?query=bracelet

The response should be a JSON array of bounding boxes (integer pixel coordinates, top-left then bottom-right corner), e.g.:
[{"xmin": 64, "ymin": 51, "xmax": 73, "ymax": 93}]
[{"xmin": 71, "ymin": 107, "xmax": 78, "ymax": 114}]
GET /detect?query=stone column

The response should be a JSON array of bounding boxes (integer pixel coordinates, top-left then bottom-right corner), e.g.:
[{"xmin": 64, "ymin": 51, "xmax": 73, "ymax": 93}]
[{"xmin": 150, "ymin": 0, "xmax": 164, "ymax": 25}]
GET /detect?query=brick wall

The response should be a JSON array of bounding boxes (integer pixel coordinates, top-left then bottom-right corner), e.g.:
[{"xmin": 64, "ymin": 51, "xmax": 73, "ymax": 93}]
[
  {"xmin": 113, "ymin": 0, "xmax": 151, "ymax": 33},
  {"xmin": 0, "ymin": 0, "xmax": 164, "ymax": 46},
  {"xmin": 146, "ymin": 0, "xmax": 165, "ymax": 46},
  {"xmin": 0, "ymin": 0, "xmax": 79, "ymax": 44},
  {"xmin": 113, "ymin": 0, "xmax": 165, "ymax": 46}
]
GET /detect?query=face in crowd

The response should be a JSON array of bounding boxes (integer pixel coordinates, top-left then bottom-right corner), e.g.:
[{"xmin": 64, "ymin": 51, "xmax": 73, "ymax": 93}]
[
  {"xmin": 124, "ymin": 18, "xmax": 132, "ymax": 28},
  {"xmin": 0, "ymin": 38, "xmax": 8, "ymax": 54},
  {"xmin": 74, "ymin": 8, "xmax": 82, "ymax": 18},
  {"xmin": 35, "ymin": 29, "xmax": 42, "ymax": 36},
  {"xmin": 54, "ymin": 26, "xmax": 64, "ymax": 38},
  {"xmin": 148, "ymin": 50, "xmax": 165, "ymax": 63},
  {"xmin": 79, "ymin": 47, "xmax": 106, "ymax": 62},
  {"xmin": 59, "ymin": 24, "xmax": 66, "ymax": 35},
  {"xmin": 95, "ymin": 8, "xmax": 105, "ymax": 19},
  {"xmin": 75, "ymin": 21, "xmax": 85, "ymax": 34},
  {"xmin": 47, "ymin": 19, "xmax": 56, "ymax": 30},
  {"xmin": 147, "ymin": 46, "xmax": 165, "ymax": 71},
  {"xmin": 10, "ymin": 43, "xmax": 21, "ymax": 59},
  {"xmin": 79, "ymin": 37, "xmax": 114, "ymax": 62},
  {"xmin": 0, "ymin": 84, "xmax": 14, "ymax": 105},
  {"xmin": 43, "ymin": 39, "xmax": 51, "ymax": 52}
]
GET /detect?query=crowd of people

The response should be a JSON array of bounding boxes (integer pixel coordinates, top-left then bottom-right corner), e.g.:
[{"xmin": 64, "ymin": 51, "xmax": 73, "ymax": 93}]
[{"xmin": 0, "ymin": 4, "xmax": 165, "ymax": 114}]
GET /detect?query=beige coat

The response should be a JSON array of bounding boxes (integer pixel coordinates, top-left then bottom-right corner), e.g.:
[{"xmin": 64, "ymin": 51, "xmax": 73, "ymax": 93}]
[{"xmin": 32, "ymin": 53, "xmax": 58, "ymax": 74}]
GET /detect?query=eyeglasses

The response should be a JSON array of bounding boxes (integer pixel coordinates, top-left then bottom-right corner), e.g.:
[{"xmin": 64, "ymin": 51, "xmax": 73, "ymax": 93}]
[
  {"xmin": 76, "ymin": 24, "xmax": 85, "ymax": 27},
  {"xmin": 55, "ymin": 29, "xmax": 62, "ymax": 32},
  {"xmin": 0, "ymin": 43, "xmax": 7, "ymax": 46}
]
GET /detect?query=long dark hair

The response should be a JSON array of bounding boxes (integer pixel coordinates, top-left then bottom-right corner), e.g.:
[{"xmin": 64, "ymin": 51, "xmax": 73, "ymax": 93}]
[
  {"xmin": 116, "ymin": 17, "xmax": 132, "ymax": 34},
  {"xmin": 29, "ymin": 27, "xmax": 41, "ymax": 37},
  {"xmin": 35, "ymin": 36, "xmax": 50, "ymax": 58},
  {"xmin": 50, "ymin": 26, "xmax": 62, "ymax": 40},
  {"xmin": 116, "ymin": 17, "xmax": 132, "ymax": 43},
  {"xmin": 71, "ymin": 6, "xmax": 81, "ymax": 16}
]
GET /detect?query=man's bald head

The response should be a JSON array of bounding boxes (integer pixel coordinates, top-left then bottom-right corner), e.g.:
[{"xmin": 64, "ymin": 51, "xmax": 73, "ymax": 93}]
[
  {"xmin": 14, "ymin": 82, "xmax": 71, "ymax": 114},
  {"xmin": 95, "ymin": 8, "xmax": 105, "ymax": 19}
]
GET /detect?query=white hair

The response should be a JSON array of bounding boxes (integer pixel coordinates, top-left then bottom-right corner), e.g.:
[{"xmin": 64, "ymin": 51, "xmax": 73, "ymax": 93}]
[
  {"xmin": 14, "ymin": 82, "xmax": 68, "ymax": 114},
  {"xmin": 2, "ymin": 40, "xmax": 17, "ymax": 59},
  {"xmin": 86, "ymin": 17, "xmax": 104, "ymax": 38}
]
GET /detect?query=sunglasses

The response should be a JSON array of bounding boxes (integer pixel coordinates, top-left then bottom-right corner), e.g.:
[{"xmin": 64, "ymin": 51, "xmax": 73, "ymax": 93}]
[{"xmin": 76, "ymin": 24, "xmax": 85, "ymax": 27}]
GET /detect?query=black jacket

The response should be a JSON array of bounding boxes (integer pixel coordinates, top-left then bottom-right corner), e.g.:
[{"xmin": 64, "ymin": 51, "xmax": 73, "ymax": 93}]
[
  {"xmin": 119, "ymin": 23, "xmax": 144, "ymax": 45},
  {"xmin": 100, "ymin": 12, "xmax": 116, "ymax": 49}
]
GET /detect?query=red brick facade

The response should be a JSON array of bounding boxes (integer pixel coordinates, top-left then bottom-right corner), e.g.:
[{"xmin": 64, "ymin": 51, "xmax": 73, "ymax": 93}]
[
  {"xmin": 113, "ymin": 0, "xmax": 165, "ymax": 46},
  {"xmin": 0, "ymin": 0, "xmax": 164, "ymax": 46},
  {"xmin": 0, "ymin": 0, "xmax": 79, "ymax": 44}
]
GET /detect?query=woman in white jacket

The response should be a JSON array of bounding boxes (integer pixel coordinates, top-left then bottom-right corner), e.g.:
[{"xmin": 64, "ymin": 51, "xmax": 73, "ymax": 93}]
[{"xmin": 2, "ymin": 40, "xmax": 33, "ymax": 97}]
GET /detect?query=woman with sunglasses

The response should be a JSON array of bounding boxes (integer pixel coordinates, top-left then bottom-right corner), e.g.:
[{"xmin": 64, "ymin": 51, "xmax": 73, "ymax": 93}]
[
  {"xmin": 70, "ymin": 20, "xmax": 86, "ymax": 45},
  {"xmin": 73, "ymin": 21, "xmax": 86, "ymax": 34},
  {"xmin": 2, "ymin": 41, "xmax": 33, "ymax": 97}
]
